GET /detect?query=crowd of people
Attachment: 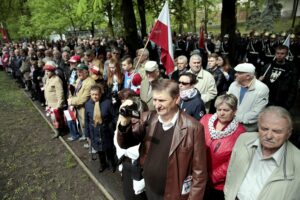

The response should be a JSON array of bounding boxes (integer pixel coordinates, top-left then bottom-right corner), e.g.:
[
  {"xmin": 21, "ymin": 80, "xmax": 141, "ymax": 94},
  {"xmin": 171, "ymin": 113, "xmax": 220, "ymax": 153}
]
[{"xmin": 0, "ymin": 30, "xmax": 300, "ymax": 200}]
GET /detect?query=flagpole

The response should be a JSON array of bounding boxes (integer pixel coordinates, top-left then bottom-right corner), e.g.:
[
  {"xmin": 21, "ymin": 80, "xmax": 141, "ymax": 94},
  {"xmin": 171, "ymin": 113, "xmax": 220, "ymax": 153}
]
[
  {"xmin": 134, "ymin": 37, "xmax": 150, "ymax": 73},
  {"xmin": 262, "ymin": 57, "xmax": 275, "ymax": 77}
]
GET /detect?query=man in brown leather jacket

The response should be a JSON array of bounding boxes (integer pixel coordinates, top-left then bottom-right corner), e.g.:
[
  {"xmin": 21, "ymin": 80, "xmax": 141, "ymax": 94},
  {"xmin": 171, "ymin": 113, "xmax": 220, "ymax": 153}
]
[{"xmin": 117, "ymin": 79, "xmax": 207, "ymax": 200}]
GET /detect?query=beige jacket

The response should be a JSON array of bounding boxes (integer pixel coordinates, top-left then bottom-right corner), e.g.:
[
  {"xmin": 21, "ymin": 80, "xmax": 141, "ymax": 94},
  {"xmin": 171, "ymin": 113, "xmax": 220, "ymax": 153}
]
[
  {"xmin": 44, "ymin": 75, "xmax": 64, "ymax": 108},
  {"xmin": 69, "ymin": 76, "xmax": 96, "ymax": 107},
  {"xmin": 224, "ymin": 132, "xmax": 300, "ymax": 200},
  {"xmin": 69, "ymin": 76, "xmax": 96, "ymax": 128}
]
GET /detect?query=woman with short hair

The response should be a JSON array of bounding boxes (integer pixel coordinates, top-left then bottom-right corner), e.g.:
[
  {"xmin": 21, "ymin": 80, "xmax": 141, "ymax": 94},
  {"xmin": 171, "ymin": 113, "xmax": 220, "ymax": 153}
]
[
  {"xmin": 178, "ymin": 72, "xmax": 206, "ymax": 120},
  {"xmin": 200, "ymin": 94, "xmax": 246, "ymax": 200}
]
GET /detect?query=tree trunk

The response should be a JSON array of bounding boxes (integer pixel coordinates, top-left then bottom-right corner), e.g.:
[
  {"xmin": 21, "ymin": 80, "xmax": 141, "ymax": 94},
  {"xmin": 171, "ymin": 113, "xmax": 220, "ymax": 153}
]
[
  {"xmin": 221, "ymin": 0, "xmax": 237, "ymax": 65},
  {"xmin": 121, "ymin": 0, "xmax": 138, "ymax": 57},
  {"xmin": 90, "ymin": 21, "xmax": 95, "ymax": 38},
  {"xmin": 177, "ymin": 0, "xmax": 184, "ymax": 33},
  {"xmin": 137, "ymin": 0, "xmax": 147, "ymax": 38},
  {"xmin": 291, "ymin": 0, "xmax": 299, "ymax": 28},
  {"xmin": 69, "ymin": 16, "xmax": 77, "ymax": 37},
  {"xmin": 245, "ymin": 0, "xmax": 251, "ymax": 20},
  {"xmin": 204, "ymin": 0, "xmax": 208, "ymax": 34},
  {"xmin": 106, "ymin": 2, "xmax": 114, "ymax": 37},
  {"xmin": 192, "ymin": 0, "xmax": 197, "ymax": 32}
]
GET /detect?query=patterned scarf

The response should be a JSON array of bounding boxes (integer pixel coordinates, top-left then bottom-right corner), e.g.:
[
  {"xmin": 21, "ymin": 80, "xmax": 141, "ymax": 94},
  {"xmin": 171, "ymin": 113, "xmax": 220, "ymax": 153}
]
[
  {"xmin": 180, "ymin": 88, "xmax": 198, "ymax": 100},
  {"xmin": 93, "ymin": 101, "xmax": 102, "ymax": 127},
  {"xmin": 208, "ymin": 113, "xmax": 238, "ymax": 140}
]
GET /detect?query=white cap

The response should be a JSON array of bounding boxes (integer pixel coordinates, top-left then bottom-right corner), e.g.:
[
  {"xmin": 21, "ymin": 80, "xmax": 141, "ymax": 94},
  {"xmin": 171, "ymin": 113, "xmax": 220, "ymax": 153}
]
[
  {"xmin": 145, "ymin": 61, "xmax": 158, "ymax": 72},
  {"xmin": 234, "ymin": 63, "xmax": 255, "ymax": 74}
]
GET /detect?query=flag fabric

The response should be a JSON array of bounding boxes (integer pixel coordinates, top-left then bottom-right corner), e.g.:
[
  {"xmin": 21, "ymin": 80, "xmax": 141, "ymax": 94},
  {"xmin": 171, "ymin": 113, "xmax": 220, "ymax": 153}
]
[
  {"xmin": 199, "ymin": 24, "xmax": 205, "ymax": 49},
  {"xmin": 64, "ymin": 109, "xmax": 77, "ymax": 121},
  {"xmin": 282, "ymin": 34, "xmax": 290, "ymax": 48},
  {"xmin": 0, "ymin": 23, "xmax": 10, "ymax": 43},
  {"xmin": 148, "ymin": 1, "xmax": 174, "ymax": 75}
]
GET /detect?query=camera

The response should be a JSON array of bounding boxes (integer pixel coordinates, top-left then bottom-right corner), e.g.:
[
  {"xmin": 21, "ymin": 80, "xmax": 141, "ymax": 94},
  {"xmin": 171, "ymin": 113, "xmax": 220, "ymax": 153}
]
[{"xmin": 120, "ymin": 102, "xmax": 140, "ymax": 119}]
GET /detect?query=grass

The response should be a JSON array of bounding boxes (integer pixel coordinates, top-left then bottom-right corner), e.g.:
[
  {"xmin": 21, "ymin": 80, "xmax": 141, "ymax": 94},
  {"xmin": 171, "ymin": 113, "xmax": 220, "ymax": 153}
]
[
  {"xmin": 0, "ymin": 72, "xmax": 32, "ymax": 108},
  {"xmin": 64, "ymin": 152, "xmax": 77, "ymax": 169}
]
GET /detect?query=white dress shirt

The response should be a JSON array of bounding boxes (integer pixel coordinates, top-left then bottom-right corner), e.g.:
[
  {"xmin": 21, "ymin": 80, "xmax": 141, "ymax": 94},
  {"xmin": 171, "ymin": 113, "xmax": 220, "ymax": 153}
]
[
  {"xmin": 237, "ymin": 139, "xmax": 286, "ymax": 200},
  {"xmin": 158, "ymin": 110, "xmax": 179, "ymax": 131}
]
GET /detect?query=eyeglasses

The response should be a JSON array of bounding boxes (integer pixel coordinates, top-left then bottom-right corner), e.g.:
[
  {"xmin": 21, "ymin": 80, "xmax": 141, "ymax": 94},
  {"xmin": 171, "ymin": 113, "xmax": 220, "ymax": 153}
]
[
  {"xmin": 178, "ymin": 81, "xmax": 190, "ymax": 85},
  {"xmin": 112, "ymin": 52, "xmax": 120, "ymax": 55}
]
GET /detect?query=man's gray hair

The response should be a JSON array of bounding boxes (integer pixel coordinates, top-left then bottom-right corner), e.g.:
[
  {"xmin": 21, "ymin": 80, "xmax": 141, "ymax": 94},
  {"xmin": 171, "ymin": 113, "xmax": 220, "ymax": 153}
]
[
  {"xmin": 138, "ymin": 48, "xmax": 149, "ymax": 58},
  {"xmin": 177, "ymin": 55, "xmax": 188, "ymax": 64},
  {"xmin": 258, "ymin": 106, "xmax": 293, "ymax": 131},
  {"xmin": 189, "ymin": 54, "xmax": 202, "ymax": 65}
]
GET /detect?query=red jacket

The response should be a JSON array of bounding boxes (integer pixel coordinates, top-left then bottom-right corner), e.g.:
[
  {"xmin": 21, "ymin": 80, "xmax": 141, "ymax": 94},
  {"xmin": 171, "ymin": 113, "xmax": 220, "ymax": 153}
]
[{"xmin": 200, "ymin": 114, "xmax": 246, "ymax": 191}]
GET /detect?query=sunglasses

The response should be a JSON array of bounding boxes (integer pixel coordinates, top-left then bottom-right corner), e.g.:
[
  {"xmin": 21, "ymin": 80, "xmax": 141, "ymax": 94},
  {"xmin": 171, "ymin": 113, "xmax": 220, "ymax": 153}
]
[{"xmin": 178, "ymin": 81, "xmax": 190, "ymax": 86}]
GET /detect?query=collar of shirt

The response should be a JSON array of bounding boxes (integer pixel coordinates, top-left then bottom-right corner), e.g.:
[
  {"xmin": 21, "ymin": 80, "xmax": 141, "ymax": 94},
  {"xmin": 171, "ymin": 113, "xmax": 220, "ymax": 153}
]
[
  {"xmin": 250, "ymin": 138, "xmax": 286, "ymax": 167},
  {"xmin": 158, "ymin": 110, "xmax": 179, "ymax": 131}
]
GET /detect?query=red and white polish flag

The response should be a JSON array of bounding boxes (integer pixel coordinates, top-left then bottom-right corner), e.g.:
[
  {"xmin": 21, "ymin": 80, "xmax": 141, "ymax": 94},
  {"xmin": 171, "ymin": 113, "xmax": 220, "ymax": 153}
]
[{"xmin": 149, "ymin": 1, "xmax": 174, "ymax": 75}]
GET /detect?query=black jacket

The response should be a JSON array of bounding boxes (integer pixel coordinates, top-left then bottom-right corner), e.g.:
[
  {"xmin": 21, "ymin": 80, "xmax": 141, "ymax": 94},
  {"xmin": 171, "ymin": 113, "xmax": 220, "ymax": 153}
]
[
  {"xmin": 261, "ymin": 60, "xmax": 298, "ymax": 110},
  {"xmin": 207, "ymin": 67, "xmax": 227, "ymax": 95}
]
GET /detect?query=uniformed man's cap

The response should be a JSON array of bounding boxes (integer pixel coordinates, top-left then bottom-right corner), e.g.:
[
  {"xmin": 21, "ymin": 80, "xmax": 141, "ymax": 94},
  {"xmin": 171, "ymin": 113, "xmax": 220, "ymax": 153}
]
[
  {"xmin": 270, "ymin": 34, "xmax": 276, "ymax": 39},
  {"xmin": 281, "ymin": 32, "xmax": 287, "ymax": 37},
  {"xmin": 254, "ymin": 31, "xmax": 260, "ymax": 36}
]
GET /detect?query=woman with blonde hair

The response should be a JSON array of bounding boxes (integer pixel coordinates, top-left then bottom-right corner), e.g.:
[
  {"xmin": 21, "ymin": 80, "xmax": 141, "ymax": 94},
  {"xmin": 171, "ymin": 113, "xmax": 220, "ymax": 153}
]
[{"xmin": 200, "ymin": 94, "xmax": 246, "ymax": 200}]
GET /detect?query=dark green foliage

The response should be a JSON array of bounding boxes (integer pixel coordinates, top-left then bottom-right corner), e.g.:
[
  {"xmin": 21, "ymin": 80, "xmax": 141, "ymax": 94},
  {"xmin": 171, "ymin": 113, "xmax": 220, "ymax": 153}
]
[{"xmin": 246, "ymin": 0, "xmax": 283, "ymax": 31}]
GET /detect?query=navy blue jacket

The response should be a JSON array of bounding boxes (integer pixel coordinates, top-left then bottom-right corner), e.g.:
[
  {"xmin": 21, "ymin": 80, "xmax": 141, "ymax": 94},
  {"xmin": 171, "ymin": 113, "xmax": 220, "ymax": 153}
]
[
  {"xmin": 85, "ymin": 98, "xmax": 117, "ymax": 151},
  {"xmin": 180, "ymin": 90, "xmax": 206, "ymax": 120}
]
